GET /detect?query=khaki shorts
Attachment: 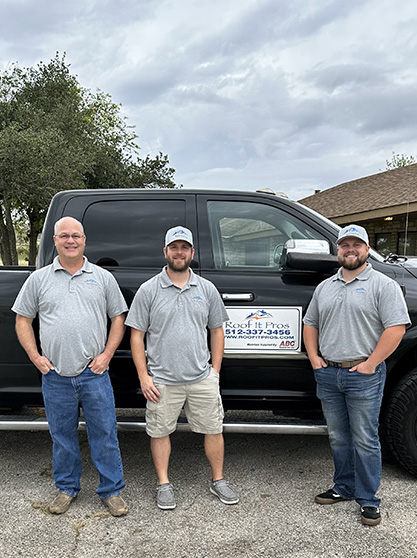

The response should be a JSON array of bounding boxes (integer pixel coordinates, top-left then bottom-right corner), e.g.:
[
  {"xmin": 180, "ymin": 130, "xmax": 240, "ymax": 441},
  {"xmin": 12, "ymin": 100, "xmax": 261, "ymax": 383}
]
[{"xmin": 146, "ymin": 368, "xmax": 224, "ymax": 437}]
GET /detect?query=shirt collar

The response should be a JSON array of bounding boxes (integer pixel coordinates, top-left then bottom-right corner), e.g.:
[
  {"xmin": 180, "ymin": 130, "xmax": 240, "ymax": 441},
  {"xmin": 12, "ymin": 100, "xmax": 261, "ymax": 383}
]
[
  {"xmin": 160, "ymin": 266, "xmax": 197, "ymax": 288},
  {"xmin": 53, "ymin": 255, "xmax": 92, "ymax": 275},
  {"xmin": 333, "ymin": 262, "xmax": 373, "ymax": 283}
]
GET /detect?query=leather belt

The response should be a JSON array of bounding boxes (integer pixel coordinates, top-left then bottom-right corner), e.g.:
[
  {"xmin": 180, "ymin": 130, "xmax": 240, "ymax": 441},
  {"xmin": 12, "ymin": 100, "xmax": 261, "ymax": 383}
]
[{"xmin": 324, "ymin": 358, "xmax": 367, "ymax": 368}]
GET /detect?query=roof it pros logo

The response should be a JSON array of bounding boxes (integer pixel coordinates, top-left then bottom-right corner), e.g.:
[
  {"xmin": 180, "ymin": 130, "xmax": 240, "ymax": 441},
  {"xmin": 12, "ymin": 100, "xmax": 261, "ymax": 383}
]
[
  {"xmin": 245, "ymin": 310, "xmax": 273, "ymax": 320},
  {"xmin": 173, "ymin": 229, "xmax": 188, "ymax": 238},
  {"xmin": 354, "ymin": 287, "xmax": 366, "ymax": 294}
]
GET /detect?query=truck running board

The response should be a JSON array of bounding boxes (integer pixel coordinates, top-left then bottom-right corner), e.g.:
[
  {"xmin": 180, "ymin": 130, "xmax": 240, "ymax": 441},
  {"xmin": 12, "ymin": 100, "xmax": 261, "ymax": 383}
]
[{"xmin": 0, "ymin": 415, "xmax": 328, "ymax": 435}]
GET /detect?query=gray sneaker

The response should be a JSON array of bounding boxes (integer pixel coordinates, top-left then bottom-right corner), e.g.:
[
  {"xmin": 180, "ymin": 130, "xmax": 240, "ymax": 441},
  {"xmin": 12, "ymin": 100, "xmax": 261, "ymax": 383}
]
[
  {"xmin": 210, "ymin": 479, "xmax": 239, "ymax": 505},
  {"xmin": 156, "ymin": 483, "xmax": 176, "ymax": 510}
]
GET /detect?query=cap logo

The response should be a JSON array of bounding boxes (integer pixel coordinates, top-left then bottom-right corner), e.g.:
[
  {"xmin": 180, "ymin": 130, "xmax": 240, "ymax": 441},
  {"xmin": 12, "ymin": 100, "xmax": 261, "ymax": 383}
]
[{"xmin": 173, "ymin": 230, "xmax": 188, "ymax": 238}]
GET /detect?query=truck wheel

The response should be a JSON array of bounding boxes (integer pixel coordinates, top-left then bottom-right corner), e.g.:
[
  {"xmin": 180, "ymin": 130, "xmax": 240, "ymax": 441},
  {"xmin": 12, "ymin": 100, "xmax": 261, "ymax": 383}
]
[{"xmin": 385, "ymin": 369, "xmax": 417, "ymax": 476}]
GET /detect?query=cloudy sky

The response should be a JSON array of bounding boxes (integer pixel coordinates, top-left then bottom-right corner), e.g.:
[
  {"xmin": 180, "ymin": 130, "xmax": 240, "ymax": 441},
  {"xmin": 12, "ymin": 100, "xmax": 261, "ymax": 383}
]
[{"xmin": 1, "ymin": 0, "xmax": 417, "ymax": 199}]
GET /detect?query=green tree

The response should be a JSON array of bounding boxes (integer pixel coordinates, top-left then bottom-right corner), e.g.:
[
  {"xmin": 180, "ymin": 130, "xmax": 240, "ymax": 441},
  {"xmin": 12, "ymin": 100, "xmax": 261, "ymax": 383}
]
[
  {"xmin": 128, "ymin": 153, "xmax": 178, "ymax": 189},
  {"xmin": 0, "ymin": 54, "xmax": 176, "ymax": 265},
  {"xmin": 385, "ymin": 152, "xmax": 416, "ymax": 170}
]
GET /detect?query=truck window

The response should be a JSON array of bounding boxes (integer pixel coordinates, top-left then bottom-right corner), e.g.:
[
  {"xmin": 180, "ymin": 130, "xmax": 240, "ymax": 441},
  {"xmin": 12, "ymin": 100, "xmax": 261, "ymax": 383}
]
[
  {"xmin": 83, "ymin": 200, "xmax": 186, "ymax": 267},
  {"xmin": 207, "ymin": 200, "xmax": 328, "ymax": 270}
]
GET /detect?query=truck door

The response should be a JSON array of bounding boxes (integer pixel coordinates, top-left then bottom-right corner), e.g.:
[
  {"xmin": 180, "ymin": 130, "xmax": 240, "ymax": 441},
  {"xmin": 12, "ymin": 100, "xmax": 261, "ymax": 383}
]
[{"xmin": 196, "ymin": 193, "xmax": 336, "ymax": 416}]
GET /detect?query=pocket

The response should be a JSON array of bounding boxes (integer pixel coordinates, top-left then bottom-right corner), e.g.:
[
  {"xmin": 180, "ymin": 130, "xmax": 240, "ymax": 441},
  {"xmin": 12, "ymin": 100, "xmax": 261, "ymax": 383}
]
[
  {"xmin": 373, "ymin": 363, "xmax": 384, "ymax": 374},
  {"xmin": 146, "ymin": 383, "xmax": 163, "ymax": 408},
  {"xmin": 85, "ymin": 366, "xmax": 108, "ymax": 376},
  {"xmin": 355, "ymin": 364, "xmax": 381, "ymax": 376},
  {"xmin": 313, "ymin": 367, "xmax": 326, "ymax": 378}
]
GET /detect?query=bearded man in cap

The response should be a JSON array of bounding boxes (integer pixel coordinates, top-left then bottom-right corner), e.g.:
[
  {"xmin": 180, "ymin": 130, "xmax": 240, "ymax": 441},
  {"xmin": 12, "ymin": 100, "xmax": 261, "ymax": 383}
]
[
  {"xmin": 126, "ymin": 226, "xmax": 239, "ymax": 510},
  {"xmin": 303, "ymin": 224, "xmax": 410, "ymax": 526}
]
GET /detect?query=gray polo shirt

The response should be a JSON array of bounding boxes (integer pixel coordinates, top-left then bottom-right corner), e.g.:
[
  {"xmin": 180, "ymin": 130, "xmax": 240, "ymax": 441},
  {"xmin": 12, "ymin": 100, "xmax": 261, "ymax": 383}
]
[
  {"xmin": 303, "ymin": 264, "xmax": 410, "ymax": 362},
  {"xmin": 125, "ymin": 267, "xmax": 229, "ymax": 385},
  {"xmin": 12, "ymin": 256, "xmax": 128, "ymax": 376}
]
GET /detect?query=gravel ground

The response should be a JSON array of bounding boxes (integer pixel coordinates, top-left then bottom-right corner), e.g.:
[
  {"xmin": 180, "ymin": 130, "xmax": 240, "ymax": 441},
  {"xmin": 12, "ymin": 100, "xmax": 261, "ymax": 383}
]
[{"xmin": 1, "ymin": 426, "xmax": 416, "ymax": 558}]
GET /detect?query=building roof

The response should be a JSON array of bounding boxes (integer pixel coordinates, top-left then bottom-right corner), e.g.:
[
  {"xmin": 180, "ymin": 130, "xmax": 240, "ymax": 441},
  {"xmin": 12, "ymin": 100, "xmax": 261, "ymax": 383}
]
[{"xmin": 299, "ymin": 164, "xmax": 417, "ymax": 223}]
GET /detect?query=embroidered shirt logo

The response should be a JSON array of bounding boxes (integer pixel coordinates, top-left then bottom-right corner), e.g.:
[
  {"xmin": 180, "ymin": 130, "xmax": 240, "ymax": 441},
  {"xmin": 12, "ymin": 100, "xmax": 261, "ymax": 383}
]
[
  {"xmin": 354, "ymin": 287, "xmax": 366, "ymax": 294},
  {"xmin": 84, "ymin": 278, "xmax": 99, "ymax": 285},
  {"xmin": 192, "ymin": 296, "xmax": 204, "ymax": 303}
]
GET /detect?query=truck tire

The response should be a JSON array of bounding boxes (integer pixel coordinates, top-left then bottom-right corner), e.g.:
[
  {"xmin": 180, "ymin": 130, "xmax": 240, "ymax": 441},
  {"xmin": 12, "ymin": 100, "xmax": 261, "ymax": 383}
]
[{"xmin": 385, "ymin": 369, "xmax": 417, "ymax": 476}]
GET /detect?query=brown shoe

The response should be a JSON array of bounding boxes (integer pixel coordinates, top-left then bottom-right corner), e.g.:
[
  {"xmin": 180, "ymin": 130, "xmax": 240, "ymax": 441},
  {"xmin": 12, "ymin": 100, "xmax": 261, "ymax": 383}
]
[
  {"xmin": 49, "ymin": 492, "xmax": 75, "ymax": 514},
  {"xmin": 103, "ymin": 495, "xmax": 128, "ymax": 517}
]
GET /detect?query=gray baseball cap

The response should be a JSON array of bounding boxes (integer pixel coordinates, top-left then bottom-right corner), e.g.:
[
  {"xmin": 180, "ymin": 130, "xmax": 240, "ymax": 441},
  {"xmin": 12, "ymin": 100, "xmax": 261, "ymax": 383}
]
[
  {"xmin": 165, "ymin": 226, "xmax": 194, "ymax": 247},
  {"xmin": 337, "ymin": 224, "xmax": 369, "ymax": 245}
]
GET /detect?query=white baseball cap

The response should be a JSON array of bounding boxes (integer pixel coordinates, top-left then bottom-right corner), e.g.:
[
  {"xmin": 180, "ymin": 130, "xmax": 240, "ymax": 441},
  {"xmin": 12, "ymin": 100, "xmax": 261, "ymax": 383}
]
[
  {"xmin": 165, "ymin": 226, "xmax": 194, "ymax": 247},
  {"xmin": 337, "ymin": 224, "xmax": 369, "ymax": 245}
]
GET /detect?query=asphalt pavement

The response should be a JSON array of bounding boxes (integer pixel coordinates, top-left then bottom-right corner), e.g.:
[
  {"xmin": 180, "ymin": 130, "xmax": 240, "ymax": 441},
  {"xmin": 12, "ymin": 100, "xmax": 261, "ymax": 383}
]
[{"xmin": 1, "ymin": 424, "xmax": 417, "ymax": 558}]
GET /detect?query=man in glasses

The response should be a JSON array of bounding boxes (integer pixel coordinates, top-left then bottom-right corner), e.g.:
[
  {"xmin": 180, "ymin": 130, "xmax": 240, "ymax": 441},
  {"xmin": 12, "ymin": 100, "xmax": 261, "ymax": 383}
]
[{"xmin": 12, "ymin": 216, "xmax": 128, "ymax": 517}]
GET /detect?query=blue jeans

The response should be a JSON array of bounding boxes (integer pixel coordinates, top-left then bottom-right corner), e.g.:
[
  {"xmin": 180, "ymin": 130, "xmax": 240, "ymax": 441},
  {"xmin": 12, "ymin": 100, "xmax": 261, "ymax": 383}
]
[
  {"xmin": 42, "ymin": 367, "xmax": 125, "ymax": 499},
  {"xmin": 314, "ymin": 362, "xmax": 386, "ymax": 507}
]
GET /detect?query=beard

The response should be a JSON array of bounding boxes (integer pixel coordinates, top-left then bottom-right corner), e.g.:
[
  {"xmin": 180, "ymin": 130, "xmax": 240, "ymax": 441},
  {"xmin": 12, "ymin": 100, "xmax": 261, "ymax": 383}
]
[
  {"xmin": 338, "ymin": 252, "xmax": 368, "ymax": 270},
  {"xmin": 166, "ymin": 253, "xmax": 193, "ymax": 272}
]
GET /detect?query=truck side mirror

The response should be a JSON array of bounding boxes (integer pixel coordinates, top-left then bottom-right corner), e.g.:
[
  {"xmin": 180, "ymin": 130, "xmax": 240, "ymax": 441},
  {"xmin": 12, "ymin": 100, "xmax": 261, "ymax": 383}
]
[{"xmin": 281, "ymin": 239, "xmax": 338, "ymax": 272}]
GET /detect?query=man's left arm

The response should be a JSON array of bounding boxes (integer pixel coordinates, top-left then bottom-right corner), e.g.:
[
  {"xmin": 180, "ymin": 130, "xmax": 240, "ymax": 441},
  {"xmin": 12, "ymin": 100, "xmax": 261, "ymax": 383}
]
[
  {"xmin": 210, "ymin": 326, "xmax": 225, "ymax": 374},
  {"xmin": 90, "ymin": 314, "xmax": 126, "ymax": 374},
  {"xmin": 351, "ymin": 324, "xmax": 406, "ymax": 374}
]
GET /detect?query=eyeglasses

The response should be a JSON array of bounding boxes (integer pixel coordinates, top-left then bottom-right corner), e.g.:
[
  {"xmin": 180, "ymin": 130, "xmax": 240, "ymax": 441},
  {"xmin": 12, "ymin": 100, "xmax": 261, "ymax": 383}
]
[{"xmin": 54, "ymin": 234, "xmax": 85, "ymax": 240}]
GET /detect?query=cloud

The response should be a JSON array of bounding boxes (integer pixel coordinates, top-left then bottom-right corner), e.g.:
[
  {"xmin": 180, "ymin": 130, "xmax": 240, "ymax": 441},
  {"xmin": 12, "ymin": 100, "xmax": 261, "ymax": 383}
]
[{"xmin": 1, "ymin": 0, "xmax": 417, "ymax": 200}]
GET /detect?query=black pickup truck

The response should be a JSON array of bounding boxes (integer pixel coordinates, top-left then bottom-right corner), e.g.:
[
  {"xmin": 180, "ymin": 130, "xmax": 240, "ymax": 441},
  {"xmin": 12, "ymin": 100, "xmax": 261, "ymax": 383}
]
[{"xmin": 2, "ymin": 188, "xmax": 417, "ymax": 475}]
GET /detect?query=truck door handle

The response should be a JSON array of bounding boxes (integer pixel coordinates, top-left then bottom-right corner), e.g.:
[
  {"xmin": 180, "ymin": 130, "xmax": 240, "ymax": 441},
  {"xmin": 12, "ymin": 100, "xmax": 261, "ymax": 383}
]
[{"xmin": 221, "ymin": 293, "xmax": 254, "ymax": 301}]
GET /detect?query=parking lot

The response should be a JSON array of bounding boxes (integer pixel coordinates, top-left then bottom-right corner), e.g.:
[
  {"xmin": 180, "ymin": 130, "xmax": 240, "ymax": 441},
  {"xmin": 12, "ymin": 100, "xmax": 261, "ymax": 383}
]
[{"xmin": 1, "ymin": 426, "xmax": 417, "ymax": 558}]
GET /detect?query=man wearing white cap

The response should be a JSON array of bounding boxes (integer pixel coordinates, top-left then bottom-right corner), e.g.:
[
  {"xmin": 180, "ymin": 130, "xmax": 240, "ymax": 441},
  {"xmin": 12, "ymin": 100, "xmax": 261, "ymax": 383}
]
[
  {"xmin": 303, "ymin": 224, "xmax": 410, "ymax": 526},
  {"xmin": 126, "ymin": 226, "xmax": 239, "ymax": 510}
]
